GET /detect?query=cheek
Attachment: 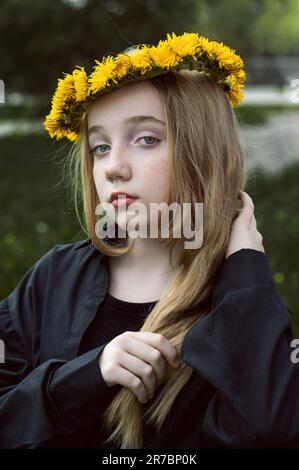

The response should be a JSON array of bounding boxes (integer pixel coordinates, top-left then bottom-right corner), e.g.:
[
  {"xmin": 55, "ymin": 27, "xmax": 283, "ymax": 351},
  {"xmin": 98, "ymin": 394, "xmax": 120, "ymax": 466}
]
[
  {"xmin": 92, "ymin": 165, "xmax": 104, "ymax": 197},
  {"xmin": 92, "ymin": 166, "xmax": 98, "ymax": 188},
  {"xmin": 141, "ymin": 157, "xmax": 169, "ymax": 201}
]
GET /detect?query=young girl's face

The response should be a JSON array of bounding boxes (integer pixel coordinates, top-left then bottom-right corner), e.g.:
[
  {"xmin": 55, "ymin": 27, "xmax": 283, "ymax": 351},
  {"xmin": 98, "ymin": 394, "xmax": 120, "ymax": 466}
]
[{"xmin": 87, "ymin": 80, "xmax": 169, "ymax": 234}]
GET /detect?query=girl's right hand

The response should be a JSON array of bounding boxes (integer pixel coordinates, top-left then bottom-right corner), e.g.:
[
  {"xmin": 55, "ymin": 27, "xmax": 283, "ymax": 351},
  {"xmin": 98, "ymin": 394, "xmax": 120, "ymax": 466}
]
[
  {"xmin": 225, "ymin": 190, "xmax": 265, "ymax": 259},
  {"xmin": 98, "ymin": 331, "xmax": 181, "ymax": 404}
]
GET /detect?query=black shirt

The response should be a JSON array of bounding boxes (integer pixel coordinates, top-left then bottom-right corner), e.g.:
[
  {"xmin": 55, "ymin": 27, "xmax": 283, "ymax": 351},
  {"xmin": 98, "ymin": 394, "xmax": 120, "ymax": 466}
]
[
  {"xmin": 0, "ymin": 239, "xmax": 299, "ymax": 448},
  {"xmin": 79, "ymin": 291, "xmax": 157, "ymax": 355}
]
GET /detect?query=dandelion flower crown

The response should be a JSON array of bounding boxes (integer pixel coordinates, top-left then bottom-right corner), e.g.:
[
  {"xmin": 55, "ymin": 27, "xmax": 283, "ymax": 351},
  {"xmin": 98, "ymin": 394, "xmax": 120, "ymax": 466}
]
[{"xmin": 44, "ymin": 32, "xmax": 246, "ymax": 142}]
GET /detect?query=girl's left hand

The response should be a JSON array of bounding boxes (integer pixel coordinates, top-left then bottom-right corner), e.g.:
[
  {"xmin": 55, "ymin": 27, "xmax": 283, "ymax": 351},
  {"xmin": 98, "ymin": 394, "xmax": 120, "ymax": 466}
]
[{"xmin": 225, "ymin": 190, "xmax": 265, "ymax": 260}]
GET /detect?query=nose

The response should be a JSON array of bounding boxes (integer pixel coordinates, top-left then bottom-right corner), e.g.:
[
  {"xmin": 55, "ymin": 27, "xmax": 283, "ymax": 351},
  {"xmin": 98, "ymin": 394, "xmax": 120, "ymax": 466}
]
[{"xmin": 103, "ymin": 144, "xmax": 131, "ymax": 181}]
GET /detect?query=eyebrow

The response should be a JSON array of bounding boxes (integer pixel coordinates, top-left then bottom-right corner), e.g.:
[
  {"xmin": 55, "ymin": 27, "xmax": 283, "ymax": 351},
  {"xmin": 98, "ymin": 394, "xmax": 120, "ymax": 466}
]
[{"xmin": 88, "ymin": 115, "xmax": 166, "ymax": 136}]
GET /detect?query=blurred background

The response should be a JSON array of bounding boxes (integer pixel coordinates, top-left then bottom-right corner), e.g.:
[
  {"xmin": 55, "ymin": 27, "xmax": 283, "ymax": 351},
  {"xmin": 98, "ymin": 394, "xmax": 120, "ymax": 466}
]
[{"xmin": 0, "ymin": 0, "xmax": 298, "ymax": 334}]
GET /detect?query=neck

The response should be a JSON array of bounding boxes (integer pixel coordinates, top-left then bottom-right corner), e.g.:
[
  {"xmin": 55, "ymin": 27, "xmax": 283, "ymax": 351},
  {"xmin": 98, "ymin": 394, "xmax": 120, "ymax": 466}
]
[{"xmin": 106, "ymin": 237, "xmax": 179, "ymax": 302}]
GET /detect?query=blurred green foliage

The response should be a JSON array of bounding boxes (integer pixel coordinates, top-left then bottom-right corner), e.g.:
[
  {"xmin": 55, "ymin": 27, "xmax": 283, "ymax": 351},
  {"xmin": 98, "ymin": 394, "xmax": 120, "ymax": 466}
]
[
  {"xmin": 0, "ymin": 130, "xmax": 298, "ymax": 336},
  {"xmin": 195, "ymin": 0, "xmax": 299, "ymax": 55},
  {"xmin": 1, "ymin": 0, "xmax": 299, "ymax": 96},
  {"xmin": 235, "ymin": 104, "xmax": 299, "ymax": 125},
  {"xmin": 0, "ymin": 0, "xmax": 200, "ymax": 96},
  {"xmin": 0, "ymin": 103, "xmax": 49, "ymax": 121},
  {"xmin": 0, "ymin": 133, "xmax": 85, "ymax": 299}
]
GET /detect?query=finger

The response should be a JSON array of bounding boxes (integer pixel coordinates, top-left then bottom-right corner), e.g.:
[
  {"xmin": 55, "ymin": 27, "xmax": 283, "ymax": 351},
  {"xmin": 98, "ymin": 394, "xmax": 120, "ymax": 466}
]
[
  {"xmin": 113, "ymin": 365, "xmax": 149, "ymax": 404},
  {"xmin": 239, "ymin": 191, "xmax": 255, "ymax": 221},
  {"xmin": 126, "ymin": 331, "xmax": 179, "ymax": 367},
  {"xmin": 239, "ymin": 190, "xmax": 255, "ymax": 210},
  {"xmin": 119, "ymin": 351, "xmax": 158, "ymax": 397},
  {"xmin": 123, "ymin": 336, "xmax": 167, "ymax": 382},
  {"xmin": 232, "ymin": 208, "xmax": 242, "ymax": 221}
]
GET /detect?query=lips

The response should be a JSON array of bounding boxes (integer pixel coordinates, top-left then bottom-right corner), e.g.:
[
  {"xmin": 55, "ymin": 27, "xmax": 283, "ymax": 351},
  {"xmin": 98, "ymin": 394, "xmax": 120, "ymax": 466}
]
[
  {"xmin": 111, "ymin": 195, "xmax": 138, "ymax": 207},
  {"xmin": 110, "ymin": 191, "xmax": 137, "ymax": 202}
]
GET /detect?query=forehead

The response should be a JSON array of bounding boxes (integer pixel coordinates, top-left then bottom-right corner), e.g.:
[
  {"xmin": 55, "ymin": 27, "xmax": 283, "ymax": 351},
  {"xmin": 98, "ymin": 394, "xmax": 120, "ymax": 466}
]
[{"xmin": 87, "ymin": 80, "xmax": 165, "ymax": 128}]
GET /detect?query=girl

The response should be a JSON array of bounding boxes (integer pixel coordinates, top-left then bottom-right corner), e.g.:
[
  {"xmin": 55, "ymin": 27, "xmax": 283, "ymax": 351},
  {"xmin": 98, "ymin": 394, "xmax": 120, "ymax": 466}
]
[{"xmin": 0, "ymin": 32, "xmax": 298, "ymax": 449}]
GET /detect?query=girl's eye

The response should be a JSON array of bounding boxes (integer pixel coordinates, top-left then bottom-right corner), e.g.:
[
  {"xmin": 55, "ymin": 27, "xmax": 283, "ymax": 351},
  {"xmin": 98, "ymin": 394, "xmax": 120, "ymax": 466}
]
[
  {"xmin": 91, "ymin": 136, "xmax": 160, "ymax": 156},
  {"xmin": 91, "ymin": 144, "xmax": 110, "ymax": 156},
  {"xmin": 138, "ymin": 136, "xmax": 160, "ymax": 146}
]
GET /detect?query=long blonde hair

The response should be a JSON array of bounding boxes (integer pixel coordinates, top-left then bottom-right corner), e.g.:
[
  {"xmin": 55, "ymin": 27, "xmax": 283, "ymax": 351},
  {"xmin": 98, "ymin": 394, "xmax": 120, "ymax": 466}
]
[{"xmin": 66, "ymin": 70, "xmax": 247, "ymax": 448}]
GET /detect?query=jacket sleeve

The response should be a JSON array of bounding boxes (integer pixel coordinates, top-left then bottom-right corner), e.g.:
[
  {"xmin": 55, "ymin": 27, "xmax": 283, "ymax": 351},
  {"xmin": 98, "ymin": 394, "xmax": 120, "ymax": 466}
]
[
  {"xmin": 0, "ymin": 248, "xmax": 121, "ymax": 449},
  {"xmin": 180, "ymin": 248, "xmax": 299, "ymax": 448}
]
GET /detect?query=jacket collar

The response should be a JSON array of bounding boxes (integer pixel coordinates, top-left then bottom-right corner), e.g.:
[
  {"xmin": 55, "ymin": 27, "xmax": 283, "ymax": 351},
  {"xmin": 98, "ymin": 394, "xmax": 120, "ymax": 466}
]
[{"xmin": 73, "ymin": 238, "xmax": 93, "ymax": 251}]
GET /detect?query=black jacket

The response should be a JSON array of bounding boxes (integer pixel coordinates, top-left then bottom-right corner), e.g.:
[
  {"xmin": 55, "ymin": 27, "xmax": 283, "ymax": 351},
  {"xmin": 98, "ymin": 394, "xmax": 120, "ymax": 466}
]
[{"xmin": 0, "ymin": 239, "xmax": 298, "ymax": 449}]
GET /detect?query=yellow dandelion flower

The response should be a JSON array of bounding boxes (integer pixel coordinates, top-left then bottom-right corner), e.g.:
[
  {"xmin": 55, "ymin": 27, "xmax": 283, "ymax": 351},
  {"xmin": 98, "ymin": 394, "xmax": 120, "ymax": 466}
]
[
  {"xmin": 228, "ymin": 83, "xmax": 244, "ymax": 107},
  {"xmin": 217, "ymin": 53, "xmax": 235, "ymax": 69},
  {"xmin": 44, "ymin": 79, "xmax": 80, "ymax": 140},
  {"xmin": 197, "ymin": 38, "xmax": 219, "ymax": 60},
  {"xmin": 44, "ymin": 73, "xmax": 76, "ymax": 135},
  {"xmin": 73, "ymin": 66, "xmax": 90, "ymax": 102},
  {"xmin": 149, "ymin": 42, "xmax": 179, "ymax": 69},
  {"xmin": 224, "ymin": 74, "xmax": 237, "ymax": 87},
  {"xmin": 54, "ymin": 128, "xmax": 68, "ymax": 141},
  {"xmin": 113, "ymin": 53, "xmax": 132, "ymax": 79},
  {"xmin": 89, "ymin": 56, "xmax": 118, "ymax": 94},
  {"xmin": 214, "ymin": 44, "xmax": 243, "ymax": 71},
  {"xmin": 166, "ymin": 32, "xmax": 201, "ymax": 59},
  {"xmin": 56, "ymin": 128, "xmax": 77, "ymax": 141},
  {"xmin": 44, "ymin": 106, "xmax": 60, "ymax": 126},
  {"xmin": 44, "ymin": 114, "xmax": 58, "ymax": 137},
  {"xmin": 129, "ymin": 46, "xmax": 152, "ymax": 74},
  {"xmin": 223, "ymin": 71, "xmax": 245, "ymax": 107},
  {"xmin": 44, "ymin": 114, "xmax": 79, "ymax": 141},
  {"xmin": 52, "ymin": 73, "xmax": 75, "ymax": 107},
  {"xmin": 66, "ymin": 130, "xmax": 80, "ymax": 142},
  {"xmin": 234, "ymin": 69, "xmax": 246, "ymax": 81},
  {"xmin": 197, "ymin": 36, "xmax": 212, "ymax": 50}
]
